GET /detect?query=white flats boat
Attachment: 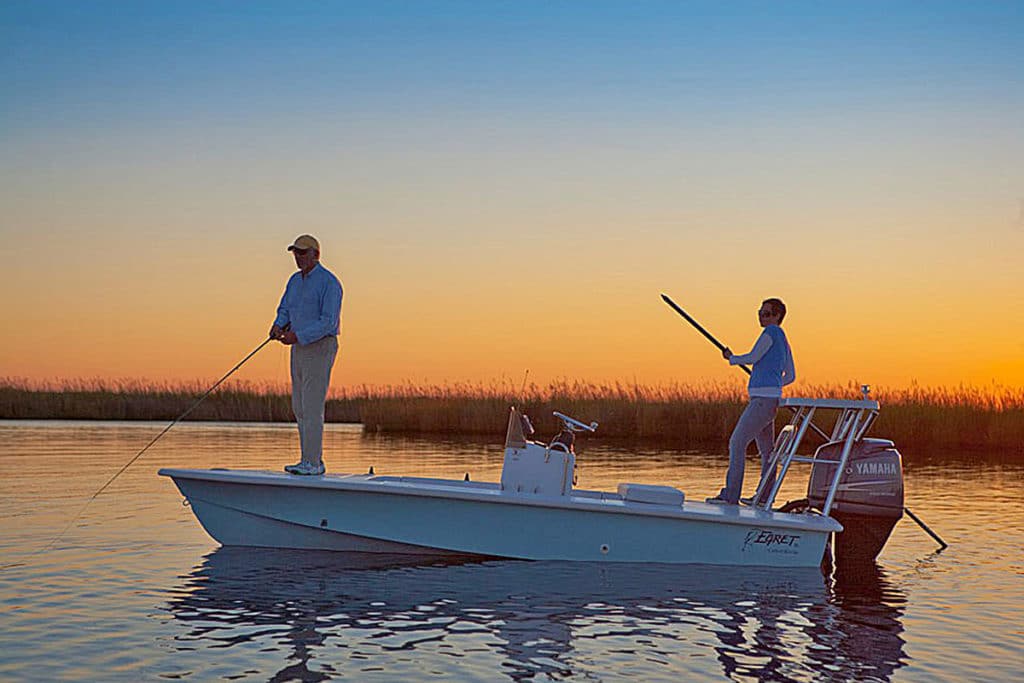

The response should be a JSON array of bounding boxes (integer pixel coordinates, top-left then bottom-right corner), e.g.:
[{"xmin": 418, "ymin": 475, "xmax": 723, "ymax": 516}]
[{"xmin": 160, "ymin": 397, "xmax": 904, "ymax": 568}]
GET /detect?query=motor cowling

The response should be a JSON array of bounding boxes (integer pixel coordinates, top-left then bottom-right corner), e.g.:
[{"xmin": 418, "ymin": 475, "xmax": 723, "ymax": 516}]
[{"xmin": 807, "ymin": 438, "xmax": 904, "ymax": 564}]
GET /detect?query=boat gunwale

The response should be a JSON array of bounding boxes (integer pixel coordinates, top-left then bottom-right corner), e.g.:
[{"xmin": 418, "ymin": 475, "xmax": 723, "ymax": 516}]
[{"xmin": 159, "ymin": 467, "xmax": 842, "ymax": 533}]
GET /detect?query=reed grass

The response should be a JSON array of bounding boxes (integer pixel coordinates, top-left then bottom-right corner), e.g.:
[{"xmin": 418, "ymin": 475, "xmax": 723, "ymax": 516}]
[
  {"xmin": 0, "ymin": 377, "xmax": 360, "ymax": 423},
  {"xmin": 1, "ymin": 377, "xmax": 1021, "ymax": 456},
  {"xmin": 358, "ymin": 379, "xmax": 748, "ymax": 447},
  {"xmin": 359, "ymin": 380, "xmax": 1024, "ymax": 457}
]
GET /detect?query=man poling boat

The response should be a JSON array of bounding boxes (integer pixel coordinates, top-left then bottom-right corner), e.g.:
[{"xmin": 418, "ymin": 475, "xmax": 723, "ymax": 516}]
[
  {"xmin": 705, "ymin": 297, "xmax": 795, "ymax": 506},
  {"xmin": 660, "ymin": 293, "xmax": 946, "ymax": 564}
]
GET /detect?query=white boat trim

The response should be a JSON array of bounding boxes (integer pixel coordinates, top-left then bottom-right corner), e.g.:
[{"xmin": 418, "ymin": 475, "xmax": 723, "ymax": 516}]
[{"xmin": 160, "ymin": 467, "xmax": 841, "ymax": 534}]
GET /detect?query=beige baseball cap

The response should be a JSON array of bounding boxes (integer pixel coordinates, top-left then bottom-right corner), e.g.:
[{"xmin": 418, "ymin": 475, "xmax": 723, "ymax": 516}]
[{"xmin": 287, "ymin": 234, "xmax": 320, "ymax": 252}]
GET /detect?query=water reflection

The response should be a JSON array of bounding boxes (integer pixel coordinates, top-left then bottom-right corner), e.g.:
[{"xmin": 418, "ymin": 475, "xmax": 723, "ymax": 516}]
[
  {"xmin": 164, "ymin": 549, "xmax": 907, "ymax": 681},
  {"xmin": 820, "ymin": 563, "xmax": 909, "ymax": 680}
]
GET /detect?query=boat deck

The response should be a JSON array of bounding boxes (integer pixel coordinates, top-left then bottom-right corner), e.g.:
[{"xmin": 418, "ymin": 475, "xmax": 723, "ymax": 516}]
[{"xmin": 159, "ymin": 468, "xmax": 842, "ymax": 534}]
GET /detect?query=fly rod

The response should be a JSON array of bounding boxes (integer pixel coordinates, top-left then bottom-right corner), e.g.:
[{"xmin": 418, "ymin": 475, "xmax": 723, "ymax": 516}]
[
  {"xmin": 88, "ymin": 326, "xmax": 287, "ymax": 501},
  {"xmin": 2, "ymin": 326, "xmax": 287, "ymax": 569}
]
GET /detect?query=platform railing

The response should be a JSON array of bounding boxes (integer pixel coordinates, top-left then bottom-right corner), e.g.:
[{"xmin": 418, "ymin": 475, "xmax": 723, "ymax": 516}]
[{"xmin": 753, "ymin": 398, "xmax": 880, "ymax": 514}]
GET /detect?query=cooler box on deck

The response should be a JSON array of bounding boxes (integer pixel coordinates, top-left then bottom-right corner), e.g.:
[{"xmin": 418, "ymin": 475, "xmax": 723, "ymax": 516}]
[{"xmin": 617, "ymin": 483, "xmax": 685, "ymax": 506}]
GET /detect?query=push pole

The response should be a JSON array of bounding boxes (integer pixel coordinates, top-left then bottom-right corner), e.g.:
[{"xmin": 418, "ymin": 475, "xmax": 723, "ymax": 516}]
[
  {"xmin": 660, "ymin": 294, "xmax": 750, "ymax": 374},
  {"xmin": 904, "ymin": 507, "xmax": 949, "ymax": 550},
  {"xmin": 660, "ymin": 293, "xmax": 830, "ymax": 441}
]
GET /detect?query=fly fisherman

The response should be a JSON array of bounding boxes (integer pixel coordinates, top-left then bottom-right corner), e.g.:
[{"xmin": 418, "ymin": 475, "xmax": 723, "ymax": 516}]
[
  {"xmin": 270, "ymin": 235, "xmax": 343, "ymax": 475},
  {"xmin": 707, "ymin": 298, "xmax": 795, "ymax": 505}
]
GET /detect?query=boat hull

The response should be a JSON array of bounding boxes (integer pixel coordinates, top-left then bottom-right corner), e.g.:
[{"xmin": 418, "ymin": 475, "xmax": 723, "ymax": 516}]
[
  {"xmin": 161, "ymin": 468, "xmax": 840, "ymax": 568},
  {"xmin": 185, "ymin": 497, "xmax": 473, "ymax": 556}
]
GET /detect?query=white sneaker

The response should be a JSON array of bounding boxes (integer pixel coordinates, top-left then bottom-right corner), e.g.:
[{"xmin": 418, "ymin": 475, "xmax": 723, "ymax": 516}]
[{"xmin": 289, "ymin": 461, "xmax": 325, "ymax": 476}]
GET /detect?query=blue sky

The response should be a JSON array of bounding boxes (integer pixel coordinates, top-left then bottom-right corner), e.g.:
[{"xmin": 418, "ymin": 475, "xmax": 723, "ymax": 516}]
[{"xmin": 5, "ymin": 1, "xmax": 1021, "ymax": 131}]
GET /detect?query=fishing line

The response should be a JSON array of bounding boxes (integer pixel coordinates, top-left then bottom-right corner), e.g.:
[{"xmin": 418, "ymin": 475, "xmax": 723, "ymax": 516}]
[{"xmin": 1, "ymin": 329, "xmax": 285, "ymax": 570}]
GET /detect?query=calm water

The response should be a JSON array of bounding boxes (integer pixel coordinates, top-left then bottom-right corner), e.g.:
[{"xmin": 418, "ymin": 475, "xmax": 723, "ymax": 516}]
[{"xmin": 0, "ymin": 421, "xmax": 1021, "ymax": 682}]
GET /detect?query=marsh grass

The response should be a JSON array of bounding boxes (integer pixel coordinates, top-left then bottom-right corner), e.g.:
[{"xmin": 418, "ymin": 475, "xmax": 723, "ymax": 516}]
[
  {"xmin": 1, "ymin": 378, "xmax": 1021, "ymax": 456},
  {"xmin": 355, "ymin": 380, "xmax": 1024, "ymax": 456},
  {"xmin": 358, "ymin": 379, "xmax": 747, "ymax": 446},
  {"xmin": 0, "ymin": 377, "xmax": 360, "ymax": 423},
  {"xmin": 870, "ymin": 384, "xmax": 1024, "ymax": 457}
]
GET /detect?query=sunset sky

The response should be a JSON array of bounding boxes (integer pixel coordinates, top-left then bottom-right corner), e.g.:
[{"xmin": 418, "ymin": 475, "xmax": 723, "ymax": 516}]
[{"xmin": 2, "ymin": 1, "xmax": 1022, "ymax": 391}]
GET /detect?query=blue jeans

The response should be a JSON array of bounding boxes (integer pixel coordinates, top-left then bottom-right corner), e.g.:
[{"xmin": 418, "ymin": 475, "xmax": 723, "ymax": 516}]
[{"xmin": 718, "ymin": 397, "xmax": 779, "ymax": 503}]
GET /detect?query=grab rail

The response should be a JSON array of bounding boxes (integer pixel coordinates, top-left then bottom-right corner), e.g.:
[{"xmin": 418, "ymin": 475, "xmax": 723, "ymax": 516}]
[{"xmin": 754, "ymin": 398, "xmax": 880, "ymax": 514}]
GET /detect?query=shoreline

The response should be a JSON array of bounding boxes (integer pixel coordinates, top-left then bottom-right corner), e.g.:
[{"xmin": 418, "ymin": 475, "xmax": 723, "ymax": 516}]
[{"xmin": 1, "ymin": 381, "xmax": 1021, "ymax": 458}]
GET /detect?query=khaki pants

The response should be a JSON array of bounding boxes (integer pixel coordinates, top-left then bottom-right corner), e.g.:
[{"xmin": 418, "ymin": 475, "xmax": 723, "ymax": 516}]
[{"xmin": 290, "ymin": 336, "xmax": 338, "ymax": 466}]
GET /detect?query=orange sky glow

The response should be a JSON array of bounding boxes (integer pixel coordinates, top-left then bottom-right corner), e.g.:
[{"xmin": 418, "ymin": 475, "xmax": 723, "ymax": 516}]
[{"xmin": 2, "ymin": 5, "xmax": 1022, "ymax": 393}]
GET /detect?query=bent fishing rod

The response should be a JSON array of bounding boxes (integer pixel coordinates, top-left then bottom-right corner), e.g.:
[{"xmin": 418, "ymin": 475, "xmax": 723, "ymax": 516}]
[
  {"xmin": 2, "ymin": 325, "xmax": 289, "ymax": 569},
  {"xmin": 661, "ymin": 293, "xmax": 946, "ymax": 550}
]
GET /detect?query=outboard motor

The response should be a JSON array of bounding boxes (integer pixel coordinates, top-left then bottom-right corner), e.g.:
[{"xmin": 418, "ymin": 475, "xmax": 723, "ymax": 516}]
[{"xmin": 807, "ymin": 438, "xmax": 904, "ymax": 565}]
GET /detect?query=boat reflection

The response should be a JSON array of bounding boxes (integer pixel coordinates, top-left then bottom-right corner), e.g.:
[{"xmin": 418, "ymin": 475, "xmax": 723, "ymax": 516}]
[
  {"xmin": 819, "ymin": 562, "xmax": 909, "ymax": 679},
  {"xmin": 163, "ymin": 548, "xmax": 906, "ymax": 681}
]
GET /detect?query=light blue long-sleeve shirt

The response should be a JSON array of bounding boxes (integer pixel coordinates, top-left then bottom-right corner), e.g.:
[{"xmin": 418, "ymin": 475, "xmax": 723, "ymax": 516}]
[{"xmin": 272, "ymin": 263, "xmax": 343, "ymax": 346}]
